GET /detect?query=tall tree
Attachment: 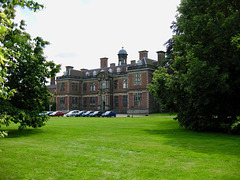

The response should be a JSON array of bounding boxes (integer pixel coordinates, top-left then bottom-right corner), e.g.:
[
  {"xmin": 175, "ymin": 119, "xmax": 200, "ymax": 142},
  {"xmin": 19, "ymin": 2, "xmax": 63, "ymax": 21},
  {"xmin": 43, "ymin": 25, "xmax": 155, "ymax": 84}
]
[
  {"xmin": 148, "ymin": 0, "xmax": 240, "ymax": 133},
  {"xmin": 0, "ymin": 0, "xmax": 60, "ymax": 132},
  {"xmin": 0, "ymin": 9, "xmax": 13, "ymax": 137}
]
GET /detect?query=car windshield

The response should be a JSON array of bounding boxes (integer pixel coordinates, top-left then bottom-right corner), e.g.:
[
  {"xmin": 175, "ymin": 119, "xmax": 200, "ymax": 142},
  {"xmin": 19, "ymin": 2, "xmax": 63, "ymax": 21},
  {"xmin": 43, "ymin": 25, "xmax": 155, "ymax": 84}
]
[
  {"xmin": 94, "ymin": 111, "xmax": 99, "ymax": 114},
  {"xmin": 105, "ymin": 111, "xmax": 111, "ymax": 114}
]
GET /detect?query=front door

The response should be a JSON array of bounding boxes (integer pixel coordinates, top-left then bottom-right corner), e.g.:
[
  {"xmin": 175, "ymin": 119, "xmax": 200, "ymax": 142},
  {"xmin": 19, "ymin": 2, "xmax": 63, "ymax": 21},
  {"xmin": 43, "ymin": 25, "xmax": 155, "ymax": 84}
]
[{"xmin": 102, "ymin": 101, "xmax": 105, "ymax": 112}]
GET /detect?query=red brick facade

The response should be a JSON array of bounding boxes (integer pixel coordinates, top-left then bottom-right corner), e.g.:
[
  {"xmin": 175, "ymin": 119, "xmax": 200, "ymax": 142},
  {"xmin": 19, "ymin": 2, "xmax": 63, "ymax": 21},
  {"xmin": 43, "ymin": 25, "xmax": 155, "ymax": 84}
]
[
  {"xmin": 54, "ymin": 49, "xmax": 165, "ymax": 114},
  {"xmin": 47, "ymin": 77, "xmax": 56, "ymax": 104}
]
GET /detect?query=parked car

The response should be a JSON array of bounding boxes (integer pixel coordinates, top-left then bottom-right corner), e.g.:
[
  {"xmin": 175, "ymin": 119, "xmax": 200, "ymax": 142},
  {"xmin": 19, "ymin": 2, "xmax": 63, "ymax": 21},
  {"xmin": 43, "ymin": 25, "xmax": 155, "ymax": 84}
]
[
  {"xmin": 82, "ymin": 111, "xmax": 94, "ymax": 117},
  {"xmin": 39, "ymin": 112, "xmax": 46, "ymax": 116},
  {"xmin": 75, "ymin": 111, "xmax": 87, "ymax": 117},
  {"xmin": 66, "ymin": 110, "xmax": 80, "ymax": 117},
  {"xmin": 50, "ymin": 111, "xmax": 64, "ymax": 117},
  {"xmin": 101, "ymin": 111, "xmax": 116, "ymax": 117},
  {"xmin": 39, "ymin": 111, "xmax": 53, "ymax": 116},
  {"xmin": 46, "ymin": 111, "xmax": 54, "ymax": 116},
  {"xmin": 89, "ymin": 111, "xmax": 103, "ymax": 117}
]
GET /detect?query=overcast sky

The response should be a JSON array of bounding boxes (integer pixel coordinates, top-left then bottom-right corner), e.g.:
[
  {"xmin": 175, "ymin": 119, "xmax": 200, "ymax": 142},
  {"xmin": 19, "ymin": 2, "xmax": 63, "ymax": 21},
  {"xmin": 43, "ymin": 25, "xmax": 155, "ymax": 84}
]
[{"xmin": 16, "ymin": 0, "xmax": 181, "ymax": 76}]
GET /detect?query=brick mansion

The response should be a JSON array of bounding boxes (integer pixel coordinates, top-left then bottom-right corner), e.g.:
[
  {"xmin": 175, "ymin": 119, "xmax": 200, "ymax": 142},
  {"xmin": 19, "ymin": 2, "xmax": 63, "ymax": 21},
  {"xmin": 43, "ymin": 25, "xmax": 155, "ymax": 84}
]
[{"xmin": 49, "ymin": 48, "xmax": 165, "ymax": 114}]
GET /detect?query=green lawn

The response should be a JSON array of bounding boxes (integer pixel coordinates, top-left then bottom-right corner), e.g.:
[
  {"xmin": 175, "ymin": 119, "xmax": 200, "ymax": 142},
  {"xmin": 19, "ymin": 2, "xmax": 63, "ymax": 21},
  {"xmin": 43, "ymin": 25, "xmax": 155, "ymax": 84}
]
[{"xmin": 1, "ymin": 116, "xmax": 239, "ymax": 180}]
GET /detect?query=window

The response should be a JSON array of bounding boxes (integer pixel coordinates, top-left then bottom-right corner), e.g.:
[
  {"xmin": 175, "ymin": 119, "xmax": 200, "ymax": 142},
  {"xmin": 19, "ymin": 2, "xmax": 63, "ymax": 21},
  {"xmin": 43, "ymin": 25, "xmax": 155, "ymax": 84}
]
[
  {"xmin": 117, "ymin": 67, "xmax": 121, "ymax": 73},
  {"xmin": 60, "ymin": 82, "xmax": 65, "ymax": 92},
  {"xmin": 102, "ymin": 80, "xmax": 106, "ymax": 89},
  {"xmin": 89, "ymin": 97, "xmax": 96, "ymax": 107},
  {"xmin": 123, "ymin": 79, "xmax": 128, "ymax": 89},
  {"xmin": 108, "ymin": 69, "xmax": 113, "ymax": 73},
  {"xmin": 83, "ymin": 83, "xmax": 87, "ymax": 92},
  {"xmin": 134, "ymin": 93, "xmax": 142, "ymax": 106},
  {"xmin": 114, "ymin": 80, "xmax": 118, "ymax": 89},
  {"xmin": 60, "ymin": 97, "xmax": 65, "ymax": 108},
  {"xmin": 123, "ymin": 95, "xmax": 128, "ymax": 107},
  {"xmin": 72, "ymin": 82, "xmax": 78, "ymax": 92},
  {"xmin": 110, "ymin": 80, "xmax": 112, "ymax": 89},
  {"xmin": 90, "ymin": 82, "xmax": 95, "ymax": 91},
  {"xmin": 72, "ymin": 97, "xmax": 78, "ymax": 108},
  {"xmin": 134, "ymin": 73, "xmax": 142, "ymax": 86},
  {"xmin": 86, "ymin": 72, "xmax": 90, "ymax": 77},
  {"xmin": 114, "ymin": 96, "xmax": 119, "ymax": 107},
  {"xmin": 83, "ymin": 97, "xmax": 87, "ymax": 107},
  {"xmin": 93, "ymin": 71, "xmax": 97, "ymax": 76}
]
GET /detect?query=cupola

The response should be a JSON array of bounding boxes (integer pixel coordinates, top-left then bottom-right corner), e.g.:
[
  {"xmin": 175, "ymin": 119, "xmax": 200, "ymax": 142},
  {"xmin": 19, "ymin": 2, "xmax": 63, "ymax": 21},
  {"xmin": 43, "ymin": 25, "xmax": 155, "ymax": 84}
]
[{"xmin": 118, "ymin": 47, "xmax": 128, "ymax": 65}]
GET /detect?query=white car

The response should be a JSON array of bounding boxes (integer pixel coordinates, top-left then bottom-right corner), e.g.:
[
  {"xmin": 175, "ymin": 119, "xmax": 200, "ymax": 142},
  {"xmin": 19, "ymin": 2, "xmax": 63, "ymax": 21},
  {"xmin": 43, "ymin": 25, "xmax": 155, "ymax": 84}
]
[{"xmin": 66, "ymin": 110, "xmax": 80, "ymax": 117}]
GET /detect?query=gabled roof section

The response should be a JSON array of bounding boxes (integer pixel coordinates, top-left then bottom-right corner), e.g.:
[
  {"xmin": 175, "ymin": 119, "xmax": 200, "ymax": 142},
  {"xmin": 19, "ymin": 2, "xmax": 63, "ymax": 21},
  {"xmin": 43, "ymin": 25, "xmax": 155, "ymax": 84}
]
[{"xmin": 137, "ymin": 57, "xmax": 157, "ymax": 66}]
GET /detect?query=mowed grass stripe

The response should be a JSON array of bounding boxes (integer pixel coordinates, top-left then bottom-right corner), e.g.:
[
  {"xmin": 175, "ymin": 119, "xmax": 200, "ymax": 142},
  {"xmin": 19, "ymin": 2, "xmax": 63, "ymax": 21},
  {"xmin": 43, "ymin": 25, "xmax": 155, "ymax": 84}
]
[{"xmin": 0, "ymin": 116, "xmax": 239, "ymax": 180}]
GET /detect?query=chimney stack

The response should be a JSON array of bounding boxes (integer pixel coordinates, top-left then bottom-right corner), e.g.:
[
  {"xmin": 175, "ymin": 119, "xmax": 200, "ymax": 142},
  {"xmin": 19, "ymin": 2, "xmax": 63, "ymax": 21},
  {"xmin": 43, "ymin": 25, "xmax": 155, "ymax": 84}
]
[
  {"xmin": 100, "ymin": 57, "xmax": 108, "ymax": 68},
  {"xmin": 131, "ymin": 60, "xmax": 136, "ymax": 64},
  {"xmin": 156, "ymin": 51, "xmax": 165, "ymax": 65},
  {"xmin": 66, "ymin": 66, "xmax": 73, "ymax": 75},
  {"xmin": 139, "ymin": 50, "xmax": 148, "ymax": 60}
]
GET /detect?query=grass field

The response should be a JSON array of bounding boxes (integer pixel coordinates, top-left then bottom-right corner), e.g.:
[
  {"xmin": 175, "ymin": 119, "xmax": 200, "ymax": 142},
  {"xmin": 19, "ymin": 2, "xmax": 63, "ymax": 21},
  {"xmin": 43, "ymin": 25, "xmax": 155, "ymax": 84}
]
[{"xmin": 1, "ymin": 116, "xmax": 240, "ymax": 180}]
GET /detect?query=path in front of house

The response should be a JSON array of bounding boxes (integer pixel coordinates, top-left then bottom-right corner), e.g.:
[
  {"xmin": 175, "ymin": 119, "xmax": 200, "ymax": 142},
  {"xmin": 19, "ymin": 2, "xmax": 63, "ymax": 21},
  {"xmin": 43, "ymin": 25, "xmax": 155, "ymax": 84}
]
[
  {"xmin": 116, "ymin": 114, "xmax": 177, "ymax": 118},
  {"xmin": 116, "ymin": 114, "xmax": 147, "ymax": 117}
]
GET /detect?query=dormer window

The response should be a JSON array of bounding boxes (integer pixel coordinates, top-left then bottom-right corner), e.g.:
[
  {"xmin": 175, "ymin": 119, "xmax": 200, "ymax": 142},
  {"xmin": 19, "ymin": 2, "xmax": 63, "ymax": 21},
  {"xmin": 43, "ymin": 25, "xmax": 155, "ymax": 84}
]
[
  {"xmin": 93, "ymin": 71, "xmax": 97, "ymax": 76},
  {"xmin": 108, "ymin": 69, "xmax": 113, "ymax": 73},
  {"xmin": 117, "ymin": 67, "xmax": 121, "ymax": 73},
  {"xmin": 86, "ymin": 72, "xmax": 90, "ymax": 77}
]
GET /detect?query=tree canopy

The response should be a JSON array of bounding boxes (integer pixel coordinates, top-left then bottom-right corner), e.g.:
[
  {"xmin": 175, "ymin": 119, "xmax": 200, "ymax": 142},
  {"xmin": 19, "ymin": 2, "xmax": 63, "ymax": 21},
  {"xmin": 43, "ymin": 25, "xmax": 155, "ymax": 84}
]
[
  {"xmin": 148, "ymin": 0, "xmax": 240, "ymax": 133},
  {"xmin": 0, "ymin": 0, "xmax": 60, "ymax": 136}
]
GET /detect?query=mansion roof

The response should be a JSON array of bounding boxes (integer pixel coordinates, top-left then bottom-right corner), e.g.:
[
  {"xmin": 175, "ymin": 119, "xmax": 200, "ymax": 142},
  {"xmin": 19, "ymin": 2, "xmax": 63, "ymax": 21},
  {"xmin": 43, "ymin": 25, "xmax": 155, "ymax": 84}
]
[{"xmin": 57, "ymin": 49, "xmax": 165, "ymax": 81}]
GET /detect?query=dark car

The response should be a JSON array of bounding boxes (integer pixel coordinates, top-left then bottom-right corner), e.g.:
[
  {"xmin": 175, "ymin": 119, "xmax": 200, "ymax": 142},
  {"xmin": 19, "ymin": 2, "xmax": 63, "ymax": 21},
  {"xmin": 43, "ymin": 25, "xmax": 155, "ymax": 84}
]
[
  {"xmin": 89, "ymin": 111, "xmax": 103, "ymax": 117},
  {"xmin": 82, "ymin": 111, "xmax": 94, "ymax": 117},
  {"xmin": 50, "ymin": 111, "xmax": 64, "ymax": 117},
  {"xmin": 101, "ymin": 111, "xmax": 116, "ymax": 117},
  {"xmin": 39, "ymin": 111, "xmax": 53, "ymax": 116},
  {"xmin": 75, "ymin": 111, "xmax": 87, "ymax": 117},
  {"xmin": 46, "ymin": 111, "xmax": 54, "ymax": 116}
]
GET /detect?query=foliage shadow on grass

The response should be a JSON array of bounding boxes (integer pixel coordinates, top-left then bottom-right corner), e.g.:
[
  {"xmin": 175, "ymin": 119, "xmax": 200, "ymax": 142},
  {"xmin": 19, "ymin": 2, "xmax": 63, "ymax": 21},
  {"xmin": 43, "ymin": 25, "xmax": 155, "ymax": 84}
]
[
  {"xmin": 144, "ymin": 126, "xmax": 240, "ymax": 157},
  {"xmin": 2, "ymin": 128, "xmax": 43, "ymax": 139}
]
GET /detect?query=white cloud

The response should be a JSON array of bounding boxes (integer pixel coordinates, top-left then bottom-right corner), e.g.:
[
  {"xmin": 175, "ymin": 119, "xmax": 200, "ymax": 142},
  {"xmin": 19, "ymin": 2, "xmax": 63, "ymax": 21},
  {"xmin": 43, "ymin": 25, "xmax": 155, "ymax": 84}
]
[{"xmin": 16, "ymin": 0, "xmax": 181, "ymax": 76}]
